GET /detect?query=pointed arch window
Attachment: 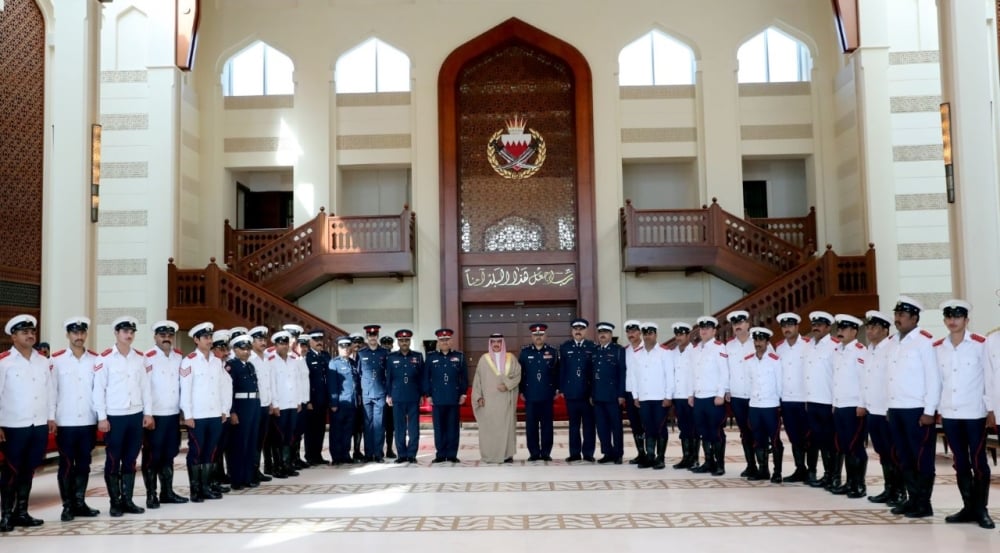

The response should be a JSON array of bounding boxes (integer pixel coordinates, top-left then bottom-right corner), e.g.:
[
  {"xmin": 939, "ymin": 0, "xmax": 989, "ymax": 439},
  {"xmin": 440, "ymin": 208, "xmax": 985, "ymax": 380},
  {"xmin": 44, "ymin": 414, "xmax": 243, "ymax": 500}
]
[
  {"xmin": 222, "ymin": 41, "xmax": 294, "ymax": 96},
  {"xmin": 737, "ymin": 28, "xmax": 812, "ymax": 83},
  {"xmin": 336, "ymin": 38, "xmax": 410, "ymax": 93},
  {"xmin": 618, "ymin": 30, "xmax": 695, "ymax": 86}
]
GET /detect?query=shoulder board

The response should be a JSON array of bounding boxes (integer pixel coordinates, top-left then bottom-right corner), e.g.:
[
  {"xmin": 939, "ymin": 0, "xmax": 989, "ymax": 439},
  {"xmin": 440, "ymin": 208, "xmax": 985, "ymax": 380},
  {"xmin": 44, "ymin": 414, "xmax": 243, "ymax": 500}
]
[
  {"xmin": 267, "ymin": 353, "xmax": 276, "ymax": 361},
  {"xmin": 133, "ymin": 348, "xmax": 143, "ymax": 355},
  {"xmin": 173, "ymin": 348, "xmax": 183, "ymax": 355},
  {"xmin": 744, "ymin": 353, "xmax": 754, "ymax": 360},
  {"xmin": 802, "ymin": 336, "xmax": 811, "ymax": 343},
  {"xmin": 101, "ymin": 348, "xmax": 113, "ymax": 357},
  {"xmin": 521, "ymin": 344, "xmax": 531, "ymax": 349},
  {"xmin": 830, "ymin": 337, "xmax": 841, "ymax": 344},
  {"xmin": 186, "ymin": 352, "xmax": 197, "ymax": 359},
  {"xmin": 0, "ymin": 350, "xmax": 10, "ymax": 361},
  {"xmin": 659, "ymin": 344, "xmax": 670, "ymax": 350},
  {"xmin": 854, "ymin": 342, "xmax": 864, "ymax": 349},
  {"xmin": 87, "ymin": 349, "xmax": 98, "ymax": 356},
  {"xmin": 665, "ymin": 344, "xmax": 676, "ymax": 351},
  {"xmin": 713, "ymin": 339, "xmax": 723, "ymax": 345},
  {"xmin": 768, "ymin": 352, "xmax": 780, "ymax": 360},
  {"xmin": 52, "ymin": 349, "xmax": 68, "ymax": 358},
  {"xmin": 145, "ymin": 349, "xmax": 157, "ymax": 357},
  {"xmin": 290, "ymin": 352, "xmax": 299, "ymax": 359},
  {"xmin": 726, "ymin": 338, "xmax": 735, "ymax": 344},
  {"xmin": 719, "ymin": 352, "xmax": 728, "ymax": 358},
  {"xmin": 932, "ymin": 338, "xmax": 945, "ymax": 347},
  {"xmin": 266, "ymin": 346, "xmax": 276, "ymax": 353},
  {"xmin": 971, "ymin": 333, "xmax": 986, "ymax": 343},
  {"xmin": 920, "ymin": 329, "xmax": 933, "ymax": 339}
]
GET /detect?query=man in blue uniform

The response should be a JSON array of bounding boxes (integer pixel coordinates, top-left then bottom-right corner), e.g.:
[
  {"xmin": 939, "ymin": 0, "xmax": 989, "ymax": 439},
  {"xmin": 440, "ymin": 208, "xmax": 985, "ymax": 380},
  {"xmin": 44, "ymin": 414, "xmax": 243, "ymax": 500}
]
[
  {"xmin": 425, "ymin": 329, "xmax": 467, "ymax": 463},
  {"xmin": 328, "ymin": 337, "xmax": 360, "ymax": 465},
  {"xmin": 387, "ymin": 330, "xmax": 424, "ymax": 463},
  {"xmin": 380, "ymin": 334, "xmax": 397, "ymax": 459},
  {"xmin": 226, "ymin": 335, "xmax": 261, "ymax": 490},
  {"xmin": 559, "ymin": 318, "xmax": 596, "ymax": 462},
  {"xmin": 350, "ymin": 333, "xmax": 366, "ymax": 462},
  {"xmin": 519, "ymin": 323, "xmax": 559, "ymax": 462},
  {"xmin": 358, "ymin": 324, "xmax": 389, "ymax": 462},
  {"xmin": 303, "ymin": 330, "xmax": 330, "ymax": 465},
  {"xmin": 592, "ymin": 322, "xmax": 626, "ymax": 464}
]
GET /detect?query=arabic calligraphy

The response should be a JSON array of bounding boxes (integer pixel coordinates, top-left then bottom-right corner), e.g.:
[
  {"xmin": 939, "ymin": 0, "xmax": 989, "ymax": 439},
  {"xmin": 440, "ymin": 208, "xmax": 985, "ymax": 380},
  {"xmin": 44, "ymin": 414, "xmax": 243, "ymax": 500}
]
[{"xmin": 463, "ymin": 266, "xmax": 575, "ymax": 289}]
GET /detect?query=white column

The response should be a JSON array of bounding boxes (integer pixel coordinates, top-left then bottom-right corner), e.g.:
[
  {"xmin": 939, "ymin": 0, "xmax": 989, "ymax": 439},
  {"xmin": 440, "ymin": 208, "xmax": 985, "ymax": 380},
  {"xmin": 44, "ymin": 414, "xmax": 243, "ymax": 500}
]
[
  {"xmin": 695, "ymin": 56, "xmax": 743, "ymax": 211},
  {"xmin": 854, "ymin": 0, "xmax": 899, "ymax": 311},
  {"xmin": 42, "ymin": 0, "xmax": 101, "ymax": 341},
  {"xmin": 937, "ymin": 0, "xmax": 1000, "ymax": 321},
  {"xmin": 291, "ymin": 56, "xmax": 331, "ymax": 225}
]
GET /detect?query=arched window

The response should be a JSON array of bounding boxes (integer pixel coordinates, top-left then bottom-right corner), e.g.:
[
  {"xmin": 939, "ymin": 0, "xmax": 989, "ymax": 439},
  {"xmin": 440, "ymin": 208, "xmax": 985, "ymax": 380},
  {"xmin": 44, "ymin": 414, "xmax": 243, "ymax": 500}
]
[
  {"xmin": 335, "ymin": 38, "xmax": 410, "ymax": 93},
  {"xmin": 618, "ymin": 30, "xmax": 695, "ymax": 86},
  {"xmin": 737, "ymin": 27, "xmax": 812, "ymax": 83},
  {"xmin": 222, "ymin": 41, "xmax": 294, "ymax": 96}
]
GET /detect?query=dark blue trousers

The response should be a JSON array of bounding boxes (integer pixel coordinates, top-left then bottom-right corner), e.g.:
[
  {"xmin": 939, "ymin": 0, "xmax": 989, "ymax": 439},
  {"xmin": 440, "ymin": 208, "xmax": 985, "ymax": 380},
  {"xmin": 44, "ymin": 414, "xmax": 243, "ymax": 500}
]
[
  {"xmin": 0, "ymin": 425, "xmax": 48, "ymax": 486},
  {"xmin": 731, "ymin": 397, "xmax": 753, "ymax": 450},
  {"xmin": 256, "ymin": 406, "xmax": 270, "ymax": 467},
  {"xmin": 105, "ymin": 413, "xmax": 144, "ymax": 475},
  {"xmin": 673, "ymin": 397, "xmax": 695, "ymax": 441},
  {"xmin": 639, "ymin": 400, "xmax": 668, "ymax": 440},
  {"xmin": 432, "ymin": 404, "xmax": 460, "ymax": 459},
  {"xmin": 942, "ymin": 417, "xmax": 990, "ymax": 479},
  {"xmin": 186, "ymin": 417, "xmax": 223, "ymax": 465},
  {"xmin": 392, "ymin": 401, "xmax": 420, "ymax": 458},
  {"xmin": 363, "ymin": 398, "xmax": 386, "ymax": 459},
  {"xmin": 565, "ymin": 398, "xmax": 595, "ymax": 457},
  {"xmin": 868, "ymin": 413, "xmax": 894, "ymax": 467},
  {"xmin": 304, "ymin": 401, "xmax": 328, "ymax": 461},
  {"xmin": 142, "ymin": 414, "xmax": 180, "ymax": 470},
  {"xmin": 694, "ymin": 397, "xmax": 726, "ymax": 443},
  {"xmin": 274, "ymin": 408, "xmax": 298, "ymax": 447},
  {"xmin": 624, "ymin": 391, "xmax": 645, "ymax": 438},
  {"xmin": 833, "ymin": 406, "xmax": 867, "ymax": 459},
  {"xmin": 524, "ymin": 399, "xmax": 554, "ymax": 458},
  {"xmin": 887, "ymin": 407, "xmax": 935, "ymax": 477},
  {"xmin": 781, "ymin": 400, "xmax": 809, "ymax": 449},
  {"xmin": 749, "ymin": 406, "xmax": 782, "ymax": 450},
  {"xmin": 228, "ymin": 398, "xmax": 261, "ymax": 486},
  {"xmin": 57, "ymin": 425, "xmax": 97, "ymax": 481},
  {"xmin": 594, "ymin": 400, "xmax": 624, "ymax": 457},
  {"xmin": 807, "ymin": 402, "xmax": 834, "ymax": 452},
  {"xmin": 328, "ymin": 403, "xmax": 355, "ymax": 463}
]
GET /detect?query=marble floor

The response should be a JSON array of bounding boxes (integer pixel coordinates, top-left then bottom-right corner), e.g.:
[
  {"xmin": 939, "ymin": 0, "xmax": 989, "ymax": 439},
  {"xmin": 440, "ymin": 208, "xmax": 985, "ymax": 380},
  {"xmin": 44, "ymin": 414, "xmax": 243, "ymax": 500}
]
[{"xmin": 2, "ymin": 428, "xmax": 998, "ymax": 552}]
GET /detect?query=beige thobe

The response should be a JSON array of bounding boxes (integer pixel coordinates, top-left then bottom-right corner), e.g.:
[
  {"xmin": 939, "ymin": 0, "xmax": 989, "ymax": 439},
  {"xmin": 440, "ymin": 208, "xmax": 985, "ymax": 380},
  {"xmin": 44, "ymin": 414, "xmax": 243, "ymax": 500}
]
[{"xmin": 471, "ymin": 352, "xmax": 521, "ymax": 463}]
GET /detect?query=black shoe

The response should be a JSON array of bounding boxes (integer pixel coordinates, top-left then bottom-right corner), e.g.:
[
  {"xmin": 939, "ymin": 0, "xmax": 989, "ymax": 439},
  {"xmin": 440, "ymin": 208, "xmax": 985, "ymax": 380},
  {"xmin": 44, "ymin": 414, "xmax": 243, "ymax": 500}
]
[
  {"xmin": 503, "ymin": 457, "xmax": 514, "ymax": 464},
  {"xmin": 527, "ymin": 455, "xmax": 541, "ymax": 462},
  {"xmin": 248, "ymin": 481, "xmax": 260, "ymax": 488},
  {"xmin": 613, "ymin": 457, "xmax": 623, "ymax": 465},
  {"xmin": 432, "ymin": 457, "xmax": 446, "ymax": 463},
  {"xmin": 770, "ymin": 473, "xmax": 783, "ymax": 484},
  {"xmin": 60, "ymin": 505, "xmax": 74, "ymax": 522},
  {"xmin": 583, "ymin": 456, "xmax": 596, "ymax": 463},
  {"xmin": 255, "ymin": 471, "xmax": 273, "ymax": 483},
  {"xmin": 394, "ymin": 458, "xmax": 408, "ymax": 464},
  {"xmin": 408, "ymin": 457, "xmax": 417, "ymax": 464},
  {"xmin": 386, "ymin": 450, "xmax": 397, "ymax": 459},
  {"xmin": 447, "ymin": 457, "xmax": 460, "ymax": 463},
  {"xmin": 541, "ymin": 456, "xmax": 553, "ymax": 462},
  {"xmin": 565, "ymin": 455, "xmax": 582, "ymax": 463}
]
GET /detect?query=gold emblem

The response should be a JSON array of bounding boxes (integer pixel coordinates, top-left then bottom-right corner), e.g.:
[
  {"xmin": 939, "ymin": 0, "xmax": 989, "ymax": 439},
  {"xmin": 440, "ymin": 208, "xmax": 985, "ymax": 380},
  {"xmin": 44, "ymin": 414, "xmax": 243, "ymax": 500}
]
[{"xmin": 487, "ymin": 116, "xmax": 546, "ymax": 179}]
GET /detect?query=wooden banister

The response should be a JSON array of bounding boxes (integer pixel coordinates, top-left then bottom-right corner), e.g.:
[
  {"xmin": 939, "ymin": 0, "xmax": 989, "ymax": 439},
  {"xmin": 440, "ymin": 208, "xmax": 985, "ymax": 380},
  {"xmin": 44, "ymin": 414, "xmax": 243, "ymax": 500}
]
[
  {"xmin": 747, "ymin": 206, "xmax": 817, "ymax": 253},
  {"xmin": 224, "ymin": 219, "xmax": 294, "ymax": 264}
]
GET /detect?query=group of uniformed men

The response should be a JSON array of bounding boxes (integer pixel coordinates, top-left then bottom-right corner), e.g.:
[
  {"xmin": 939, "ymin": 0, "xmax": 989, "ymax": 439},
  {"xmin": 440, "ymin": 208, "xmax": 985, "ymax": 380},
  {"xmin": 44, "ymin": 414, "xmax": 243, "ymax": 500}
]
[{"xmin": 2, "ymin": 294, "xmax": 999, "ymax": 532}]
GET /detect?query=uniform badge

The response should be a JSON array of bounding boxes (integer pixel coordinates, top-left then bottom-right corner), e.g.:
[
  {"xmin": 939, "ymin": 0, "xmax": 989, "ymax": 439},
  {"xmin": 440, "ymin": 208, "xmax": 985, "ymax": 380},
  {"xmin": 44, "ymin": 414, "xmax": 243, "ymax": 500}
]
[
  {"xmin": 443, "ymin": 373, "xmax": 449, "ymax": 384},
  {"xmin": 536, "ymin": 372, "xmax": 541, "ymax": 382},
  {"xmin": 487, "ymin": 116, "xmax": 546, "ymax": 179}
]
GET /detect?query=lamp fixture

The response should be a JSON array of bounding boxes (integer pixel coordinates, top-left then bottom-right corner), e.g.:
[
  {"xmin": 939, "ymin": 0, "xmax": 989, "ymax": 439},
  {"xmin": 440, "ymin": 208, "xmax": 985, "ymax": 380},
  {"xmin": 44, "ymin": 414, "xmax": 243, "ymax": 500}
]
[
  {"xmin": 91, "ymin": 123, "xmax": 101, "ymax": 222},
  {"xmin": 940, "ymin": 102, "xmax": 954, "ymax": 204}
]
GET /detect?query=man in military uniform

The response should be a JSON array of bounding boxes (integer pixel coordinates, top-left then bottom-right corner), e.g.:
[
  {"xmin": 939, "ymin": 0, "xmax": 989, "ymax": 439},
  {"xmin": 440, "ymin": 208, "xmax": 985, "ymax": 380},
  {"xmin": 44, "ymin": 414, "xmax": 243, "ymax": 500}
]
[
  {"xmin": 862, "ymin": 311, "xmax": 900, "ymax": 505},
  {"xmin": 52, "ymin": 316, "xmax": 101, "ymax": 521},
  {"xmin": 267, "ymin": 330, "xmax": 304, "ymax": 477},
  {"xmin": 886, "ymin": 296, "xmax": 939, "ymax": 518},
  {"xmin": 775, "ymin": 312, "xmax": 811, "ymax": 483},
  {"xmin": 350, "ymin": 333, "xmax": 366, "ymax": 462},
  {"xmin": 804, "ymin": 311, "xmax": 839, "ymax": 490},
  {"xmin": 831, "ymin": 314, "xmax": 868, "ymax": 498},
  {"xmin": 248, "ymin": 326, "xmax": 274, "ymax": 484},
  {"xmin": 303, "ymin": 330, "xmax": 330, "ymax": 465},
  {"xmin": 328, "ymin": 337, "xmax": 360, "ymax": 465},
  {"xmin": 746, "ymin": 327, "xmax": 783, "ymax": 483},
  {"xmin": 358, "ymin": 324, "xmax": 389, "ymax": 462},
  {"xmin": 668, "ymin": 322, "xmax": 699, "ymax": 469},
  {"xmin": 622, "ymin": 320, "xmax": 647, "ymax": 465},
  {"xmin": 226, "ymin": 335, "xmax": 262, "ymax": 490},
  {"xmin": 592, "ymin": 322, "xmax": 627, "ymax": 464},
  {"xmin": 208, "ymin": 330, "xmax": 232, "ymax": 494},
  {"xmin": 426, "ymin": 329, "xmax": 467, "ymax": 463},
  {"xmin": 626, "ymin": 323, "xmax": 674, "ymax": 469},
  {"xmin": 387, "ymin": 330, "xmax": 424, "ymax": 464},
  {"xmin": 93, "ymin": 316, "xmax": 153, "ymax": 517},
  {"xmin": 380, "ymin": 334, "xmax": 397, "ymax": 459},
  {"xmin": 725, "ymin": 310, "xmax": 759, "ymax": 478},
  {"xmin": 519, "ymin": 323, "xmax": 559, "ymax": 462},
  {"xmin": 690, "ymin": 316, "xmax": 729, "ymax": 476},
  {"xmin": 0, "ymin": 315, "xmax": 54, "ymax": 531},
  {"xmin": 141, "ymin": 320, "xmax": 188, "ymax": 508},
  {"xmin": 559, "ymin": 318, "xmax": 596, "ymax": 462}
]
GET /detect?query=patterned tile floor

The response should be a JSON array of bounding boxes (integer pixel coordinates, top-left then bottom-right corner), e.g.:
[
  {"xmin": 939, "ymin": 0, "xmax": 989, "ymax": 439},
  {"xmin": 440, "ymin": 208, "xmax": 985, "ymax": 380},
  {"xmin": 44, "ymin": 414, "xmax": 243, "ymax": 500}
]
[{"xmin": 2, "ymin": 429, "xmax": 998, "ymax": 552}]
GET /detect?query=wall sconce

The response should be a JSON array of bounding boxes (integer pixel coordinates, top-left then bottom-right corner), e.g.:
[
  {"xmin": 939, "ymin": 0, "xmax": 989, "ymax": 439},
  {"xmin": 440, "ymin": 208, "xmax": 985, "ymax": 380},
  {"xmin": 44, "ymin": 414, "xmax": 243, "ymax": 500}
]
[
  {"xmin": 940, "ymin": 102, "xmax": 954, "ymax": 203},
  {"xmin": 91, "ymin": 123, "xmax": 101, "ymax": 222}
]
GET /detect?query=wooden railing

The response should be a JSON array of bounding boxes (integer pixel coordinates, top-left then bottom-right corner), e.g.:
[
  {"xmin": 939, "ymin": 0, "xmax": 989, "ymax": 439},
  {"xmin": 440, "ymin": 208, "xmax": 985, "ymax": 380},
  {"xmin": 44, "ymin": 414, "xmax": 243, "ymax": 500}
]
[
  {"xmin": 748, "ymin": 206, "xmax": 817, "ymax": 253},
  {"xmin": 167, "ymin": 258, "xmax": 350, "ymax": 337},
  {"xmin": 228, "ymin": 206, "xmax": 415, "ymax": 288},
  {"xmin": 224, "ymin": 223, "xmax": 289, "ymax": 263},
  {"xmin": 620, "ymin": 198, "xmax": 810, "ymax": 275}
]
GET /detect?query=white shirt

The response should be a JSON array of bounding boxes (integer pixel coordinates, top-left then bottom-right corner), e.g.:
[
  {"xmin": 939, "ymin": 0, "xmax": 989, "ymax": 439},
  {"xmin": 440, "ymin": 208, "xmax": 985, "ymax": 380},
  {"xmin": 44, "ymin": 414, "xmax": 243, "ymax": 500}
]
[
  {"xmin": 670, "ymin": 344, "xmax": 696, "ymax": 399},
  {"xmin": 776, "ymin": 335, "xmax": 810, "ymax": 402},
  {"xmin": 987, "ymin": 333, "xmax": 1000, "ymax": 415},
  {"xmin": 747, "ymin": 351, "xmax": 782, "ymax": 408},
  {"xmin": 251, "ymin": 350, "xmax": 273, "ymax": 408},
  {"xmin": 0, "ymin": 347, "xmax": 55, "ymax": 427},
  {"xmin": 886, "ymin": 327, "xmax": 940, "ymax": 415},
  {"xmin": 296, "ymin": 354, "xmax": 309, "ymax": 403},
  {"xmin": 269, "ymin": 351, "xmax": 305, "ymax": 409},
  {"xmin": 692, "ymin": 339, "xmax": 729, "ymax": 398},
  {"xmin": 804, "ymin": 333, "xmax": 838, "ymax": 404},
  {"xmin": 93, "ymin": 345, "xmax": 152, "ymax": 420},
  {"xmin": 51, "ymin": 347, "xmax": 98, "ymax": 426},
  {"xmin": 625, "ymin": 344, "xmax": 674, "ymax": 401},
  {"xmin": 864, "ymin": 337, "xmax": 893, "ymax": 416},
  {"xmin": 726, "ymin": 337, "xmax": 755, "ymax": 399},
  {"xmin": 144, "ymin": 347, "xmax": 183, "ymax": 416},
  {"xmin": 179, "ymin": 351, "xmax": 232, "ymax": 419},
  {"xmin": 935, "ymin": 331, "xmax": 989, "ymax": 419},
  {"xmin": 624, "ymin": 341, "xmax": 643, "ymax": 396},
  {"xmin": 832, "ymin": 339, "xmax": 867, "ymax": 408}
]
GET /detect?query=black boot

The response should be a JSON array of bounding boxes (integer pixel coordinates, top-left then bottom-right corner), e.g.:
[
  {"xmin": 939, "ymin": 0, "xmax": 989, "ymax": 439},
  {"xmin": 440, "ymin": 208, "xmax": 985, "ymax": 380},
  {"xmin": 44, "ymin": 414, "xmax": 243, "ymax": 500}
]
[
  {"xmin": 740, "ymin": 442, "xmax": 758, "ymax": 478},
  {"xmin": 291, "ymin": 438, "xmax": 307, "ymax": 469},
  {"xmin": 158, "ymin": 466, "xmax": 189, "ymax": 504},
  {"xmin": 188, "ymin": 465, "xmax": 204, "ymax": 503},
  {"xmin": 711, "ymin": 440, "xmax": 726, "ymax": 476},
  {"xmin": 58, "ymin": 474, "xmax": 75, "ymax": 521},
  {"xmin": 210, "ymin": 463, "xmax": 230, "ymax": 494},
  {"xmin": 120, "ymin": 473, "xmax": 145, "ymax": 514},
  {"xmin": 804, "ymin": 446, "xmax": 820, "ymax": 485},
  {"xmin": 904, "ymin": 473, "xmax": 934, "ymax": 518},
  {"xmin": 263, "ymin": 445, "xmax": 275, "ymax": 475},
  {"xmin": 269, "ymin": 446, "xmax": 288, "ymax": 478},
  {"xmin": 825, "ymin": 452, "xmax": 844, "ymax": 492},
  {"xmin": 811, "ymin": 450, "xmax": 831, "ymax": 488},
  {"xmin": 847, "ymin": 457, "xmax": 867, "ymax": 498},
  {"xmin": 652, "ymin": 439, "xmax": 667, "ymax": 470},
  {"xmin": 142, "ymin": 466, "xmax": 160, "ymax": 509},
  {"xmin": 385, "ymin": 434, "xmax": 397, "ymax": 459},
  {"xmin": 630, "ymin": 435, "xmax": 648, "ymax": 466},
  {"xmin": 973, "ymin": 476, "xmax": 995, "ymax": 529},
  {"xmin": 831, "ymin": 454, "xmax": 850, "ymax": 495},
  {"xmin": 748, "ymin": 448, "xmax": 769, "ymax": 481},
  {"xmin": 945, "ymin": 473, "xmax": 974, "ymax": 523},
  {"xmin": 784, "ymin": 446, "xmax": 808, "ymax": 483},
  {"xmin": 72, "ymin": 473, "xmax": 100, "ymax": 517},
  {"xmin": 868, "ymin": 463, "xmax": 894, "ymax": 503},
  {"xmin": 106, "ymin": 473, "xmax": 124, "ymax": 517},
  {"xmin": 770, "ymin": 446, "xmax": 783, "ymax": 483},
  {"xmin": 672, "ymin": 439, "xmax": 691, "ymax": 469},
  {"xmin": 887, "ymin": 466, "xmax": 908, "ymax": 508},
  {"xmin": 282, "ymin": 447, "xmax": 300, "ymax": 477},
  {"xmin": 0, "ymin": 484, "xmax": 14, "ymax": 532},
  {"xmin": 11, "ymin": 481, "xmax": 43, "ymax": 527},
  {"xmin": 201, "ymin": 464, "xmax": 222, "ymax": 500},
  {"xmin": 688, "ymin": 439, "xmax": 701, "ymax": 470},
  {"xmin": 691, "ymin": 441, "xmax": 713, "ymax": 474},
  {"xmin": 891, "ymin": 470, "xmax": 917, "ymax": 515}
]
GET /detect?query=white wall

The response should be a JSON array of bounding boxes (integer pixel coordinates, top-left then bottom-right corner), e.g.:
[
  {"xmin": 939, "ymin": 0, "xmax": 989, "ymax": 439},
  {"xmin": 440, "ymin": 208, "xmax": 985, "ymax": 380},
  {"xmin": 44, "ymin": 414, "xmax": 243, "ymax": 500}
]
[{"xmin": 741, "ymin": 158, "xmax": 809, "ymax": 218}]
